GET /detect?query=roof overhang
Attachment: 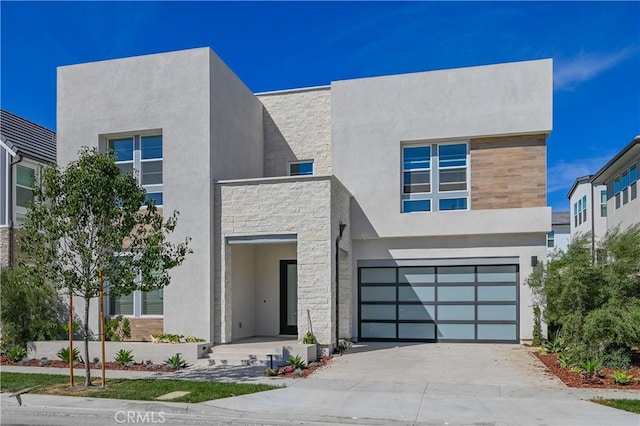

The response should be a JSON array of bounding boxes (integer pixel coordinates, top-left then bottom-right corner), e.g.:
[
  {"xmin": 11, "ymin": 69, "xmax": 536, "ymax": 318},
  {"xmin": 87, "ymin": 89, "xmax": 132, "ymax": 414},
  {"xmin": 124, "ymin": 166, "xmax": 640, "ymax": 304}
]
[
  {"xmin": 226, "ymin": 234, "xmax": 297, "ymax": 245},
  {"xmin": 0, "ymin": 136, "xmax": 18, "ymax": 157},
  {"xmin": 591, "ymin": 136, "xmax": 640, "ymax": 184},
  {"xmin": 567, "ymin": 175, "xmax": 593, "ymax": 199}
]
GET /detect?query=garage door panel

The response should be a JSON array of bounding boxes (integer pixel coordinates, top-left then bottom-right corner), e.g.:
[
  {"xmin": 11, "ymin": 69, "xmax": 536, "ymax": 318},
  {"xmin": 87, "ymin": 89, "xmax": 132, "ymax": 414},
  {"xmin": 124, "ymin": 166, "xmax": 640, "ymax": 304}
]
[
  {"xmin": 361, "ymin": 305, "xmax": 396, "ymax": 320},
  {"xmin": 477, "ymin": 286, "xmax": 516, "ymax": 301},
  {"xmin": 398, "ymin": 286, "xmax": 435, "ymax": 302},
  {"xmin": 437, "ymin": 305, "xmax": 475, "ymax": 321},
  {"xmin": 437, "ymin": 266, "xmax": 475, "ymax": 283},
  {"xmin": 361, "ymin": 286, "xmax": 395, "ymax": 301},
  {"xmin": 361, "ymin": 322, "xmax": 396, "ymax": 339},
  {"xmin": 399, "ymin": 323, "xmax": 435, "ymax": 339},
  {"xmin": 437, "ymin": 324, "xmax": 475, "ymax": 339},
  {"xmin": 399, "ymin": 267, "xmax": 435, "ymax": 283},
  {"xmin": 477, "ymin": 305, "xmax": 517, "ymax": 321},
  {"xmin": 438, "ymin": 286, "xmax": 475, "ymax": 301},
  {"xmin": 398, "ymin": 304, "xmax": 435, "ymax": 320},
  {"xmin": 477, "ymin": 265, "xmax": 518, "ymax": 282},
  {"xmin": 477, "ymin": 324, "xmax": 517, "ymax": 340}
]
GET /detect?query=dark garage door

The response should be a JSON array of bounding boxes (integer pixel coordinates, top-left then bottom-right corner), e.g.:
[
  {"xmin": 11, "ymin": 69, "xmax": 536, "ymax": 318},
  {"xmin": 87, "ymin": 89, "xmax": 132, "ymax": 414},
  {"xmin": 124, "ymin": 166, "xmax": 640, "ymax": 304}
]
[{"xmin": 358, "ymin": 264, "xmax": 519, "ymax": 343}]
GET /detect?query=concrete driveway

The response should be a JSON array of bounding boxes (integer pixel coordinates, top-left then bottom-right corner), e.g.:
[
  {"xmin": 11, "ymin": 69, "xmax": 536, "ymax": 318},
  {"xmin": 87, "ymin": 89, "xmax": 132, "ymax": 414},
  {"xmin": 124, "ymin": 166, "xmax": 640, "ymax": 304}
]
[{"xmin": 204, "ymin": 342, "xmax": 640, "ymax": 425}]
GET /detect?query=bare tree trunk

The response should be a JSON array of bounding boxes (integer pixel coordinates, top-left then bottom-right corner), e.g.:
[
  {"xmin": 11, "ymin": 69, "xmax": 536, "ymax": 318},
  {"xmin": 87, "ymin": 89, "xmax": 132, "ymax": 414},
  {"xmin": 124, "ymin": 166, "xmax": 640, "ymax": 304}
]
[{"xmin": 83, "ymin": 295, "xmax": 91, "ymax": 387}]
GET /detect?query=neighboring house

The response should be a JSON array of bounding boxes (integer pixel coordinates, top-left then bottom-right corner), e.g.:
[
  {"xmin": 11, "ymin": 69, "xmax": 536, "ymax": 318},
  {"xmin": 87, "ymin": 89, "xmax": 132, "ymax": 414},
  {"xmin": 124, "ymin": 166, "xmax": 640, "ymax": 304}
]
[
  {"xmin": 547, "ymin": 211, "xmax": 570, "ymax": 255},
  {"xmin": 57, "ymin": 48, "xmax": 552, "ymax": 346},
  {"xmin": 567, "ymin": 175, "xmax": 607, "ymax": 242},
  {"xmin": 567, "ymin": 136, "xmax": 639, "ymax": 247},
  {"xmin": 0, "ymin": 110, "xmax": 57, "ymax": 267},
  {"xmin": 591, "ymin": 136, "xmax": 640, "ymax": 232}
]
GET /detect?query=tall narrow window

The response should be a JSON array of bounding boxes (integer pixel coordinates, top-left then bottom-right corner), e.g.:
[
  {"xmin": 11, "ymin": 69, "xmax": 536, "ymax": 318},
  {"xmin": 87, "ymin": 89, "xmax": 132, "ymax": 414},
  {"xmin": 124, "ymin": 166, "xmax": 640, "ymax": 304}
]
[
  {"xmin": 547, "ymin": 231, "xmax": 555, "ymax": 248},
  {"xmin": 630, "ymin": 164, "xmax": 637, "ymax": 200},
  {"xmin": 600, "ymin": 190, "xmax": 607, "ymax": 217},
  {"xmin": 15, "ymin": 164, "xmax": 36, "ymax": 225},
  {"xmin": 109, "ymin": 134, "xmax": 163, "ymax": 206}
]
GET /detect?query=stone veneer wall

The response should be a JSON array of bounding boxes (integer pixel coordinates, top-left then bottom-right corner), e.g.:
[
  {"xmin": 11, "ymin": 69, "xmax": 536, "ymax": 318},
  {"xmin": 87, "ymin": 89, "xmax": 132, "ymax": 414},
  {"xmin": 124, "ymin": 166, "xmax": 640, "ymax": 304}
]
[
  {"xmin": 128, "ymin": 318, "xmax": 163, "ymax": 342},
  {"xmin": 0, "ymin": 228, "xmax": 9, "ymax": 267},
  {"xmin": 258, "ymin": 88, "xmax": 332, "ymax": 177},
  {"xmin": 215, "ymin": 176, "xmax": 339, "ymax": 345},
  {"xmin": 470, "ymin": 134, "xmax": 547, "ymax": 210}
]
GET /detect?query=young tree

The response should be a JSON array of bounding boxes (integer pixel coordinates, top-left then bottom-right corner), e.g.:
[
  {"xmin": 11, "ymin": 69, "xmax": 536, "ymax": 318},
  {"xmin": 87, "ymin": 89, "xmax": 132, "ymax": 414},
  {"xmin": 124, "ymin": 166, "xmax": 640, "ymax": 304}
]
[{"xmin": 20, "ymin": 147, "xmax": 191, "ymax": 387}]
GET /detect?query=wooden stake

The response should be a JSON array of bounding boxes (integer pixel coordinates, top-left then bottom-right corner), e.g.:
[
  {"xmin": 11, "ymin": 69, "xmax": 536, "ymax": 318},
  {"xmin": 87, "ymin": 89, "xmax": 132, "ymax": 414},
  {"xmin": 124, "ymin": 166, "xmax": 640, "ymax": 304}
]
[
  {"xmin": 69, "ymin": 290, "xmax": 74, "ymax": 387},
  {"xmin": 99, "ymin": 270, "xmax": 106, "ymax": 387}
]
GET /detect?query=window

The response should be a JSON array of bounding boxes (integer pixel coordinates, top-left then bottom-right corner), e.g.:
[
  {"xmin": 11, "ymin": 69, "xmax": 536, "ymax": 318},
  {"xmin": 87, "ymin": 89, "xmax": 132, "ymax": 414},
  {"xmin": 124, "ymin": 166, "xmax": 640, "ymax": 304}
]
[
  {"xmin": 109, "ymin": 135, "xmax": 163, "ymax": 206},
  {"xmin": 402, "ymin": 143, "xmax": 468, "ymax": 212},
  {"xmin": 547, "ymin": 231, "xmax": 555, "ymax": 248},
  {"xmin": 289, "ymin": 161, "xmax": 313, "ymax": 176},
  {"xmin": 600, "ymin": 190, "xmax": 607, "ymax": 217},
  {"xmin": 15, "ymin": 164, "xmax": 37, "ymax": 225},
  {"xmin": 574, "ymin": 195, "xmax": 587, "ymax": 226},
  {"xmin": 109, "ymin": 288, "xmax": 163, "ymax": 317},
  {"xmin": 613, "ymin": 162, "xmax": 638, "ymax": 208}
]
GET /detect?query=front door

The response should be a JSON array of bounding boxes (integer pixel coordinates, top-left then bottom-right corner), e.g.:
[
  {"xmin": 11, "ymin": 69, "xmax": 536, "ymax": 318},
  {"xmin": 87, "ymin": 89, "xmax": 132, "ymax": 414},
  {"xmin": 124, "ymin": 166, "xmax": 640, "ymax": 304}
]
[{"xmin": 280, "ymin": 260, "xmax": 298, "ymax": 335}]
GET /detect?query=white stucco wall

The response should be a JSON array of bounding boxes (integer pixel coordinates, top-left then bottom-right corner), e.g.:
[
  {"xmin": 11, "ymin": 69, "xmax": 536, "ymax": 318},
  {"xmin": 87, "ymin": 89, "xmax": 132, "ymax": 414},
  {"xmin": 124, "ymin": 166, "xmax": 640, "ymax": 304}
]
[
  {"xmin": 332, "ymin": 59, "xmax": 553, "ymax": 240},
  {"xmin": 57, "ymin": 47, "xmax": 264, "ymax": 340},
  {"xmin": 569, "ymin": 182, "xmax": 607, "ymax": 241}
]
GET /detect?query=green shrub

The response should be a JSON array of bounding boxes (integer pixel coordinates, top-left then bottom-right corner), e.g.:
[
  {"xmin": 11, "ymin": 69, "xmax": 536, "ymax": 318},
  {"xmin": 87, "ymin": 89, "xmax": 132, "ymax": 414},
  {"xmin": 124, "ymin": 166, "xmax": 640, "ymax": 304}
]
[
  {"xmin": 6, "ymin": 345, "xmax": 27, "ymax": 362},
  {"xmin": 286, "ymin": 354, "xmax": 305, "ymax": 369},
  {"xmin": 57, "ymin": 346, "xmax": 82, "ymax": 364},
  {"xmin": 611, "ymin": 371, "xmax": 634, "ymax": 385},
  {"xmin": 114, "ymin": 349, "xmax": 135, "ymax": 365},
  {"xmin": 302, "ymin": 331, "xmax": 317, "ymax": 344},
  {"xmin": 532, "ymin": 305, "xmax": 542, "ymax": 346},
  {"xmin": 0, "ymin": 266, "xmax": 62, "ymax": 347},
  {"xmin": 164, "ymin": 353, "xmax": 188, "ymax": 370},
  {"xmin": 557, "ymin": 352, "xmax": 573, "ymax": 368},
  {"xmin": 104, "ymin": 315, "xmax": 131, "ymax": 341},
  {"xmin": 599, "ymin": 344, "xmax": 632, "ymax": 370},
  {"xmin": 543, "ymin": 338, "xmax": 565, "ymax": 354}
]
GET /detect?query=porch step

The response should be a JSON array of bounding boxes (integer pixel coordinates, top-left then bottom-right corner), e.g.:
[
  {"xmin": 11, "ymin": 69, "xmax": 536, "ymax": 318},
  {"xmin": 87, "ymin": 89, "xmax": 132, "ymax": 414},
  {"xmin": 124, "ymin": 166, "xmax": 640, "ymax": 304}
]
[{"xmin": 193, "ymin": 343, "xmax": 287, "ymax": 368}]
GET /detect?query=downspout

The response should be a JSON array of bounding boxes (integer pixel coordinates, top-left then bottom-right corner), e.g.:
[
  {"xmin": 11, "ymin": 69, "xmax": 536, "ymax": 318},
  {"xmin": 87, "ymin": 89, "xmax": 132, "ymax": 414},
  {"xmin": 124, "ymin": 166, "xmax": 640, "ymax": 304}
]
[
  {"xmin": 8, "ymin": 152, "xmax": 23, "ymax": 267},
  {"xmin": 590, "ymin": 183, "xmax": 595, "ymax": 264},
  {"xmin": 335, "ymin": 221, "xmax": 347, "ymax": 351}
]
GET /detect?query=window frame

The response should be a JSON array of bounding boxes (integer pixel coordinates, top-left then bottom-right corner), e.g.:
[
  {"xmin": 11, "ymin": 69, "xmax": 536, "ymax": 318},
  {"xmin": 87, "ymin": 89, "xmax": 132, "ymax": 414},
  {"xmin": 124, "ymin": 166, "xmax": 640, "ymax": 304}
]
[
  {"xmin": 107, "ymin": 132, "xmax": 163, "ymax": 207},
  {"xmin": 613, "ymin": 162, "xmax": 639, "ymax": 208},
  {"xmin": 401, "ymin": 141, "xmax": 469, "ymax": 213},
  {"xmin": 288, "ymin": 160, "xmax": 314, "ymax": 177},
  {"xmin": 14, "ymin": 162, "xmax": 39, "ymax": 226}
]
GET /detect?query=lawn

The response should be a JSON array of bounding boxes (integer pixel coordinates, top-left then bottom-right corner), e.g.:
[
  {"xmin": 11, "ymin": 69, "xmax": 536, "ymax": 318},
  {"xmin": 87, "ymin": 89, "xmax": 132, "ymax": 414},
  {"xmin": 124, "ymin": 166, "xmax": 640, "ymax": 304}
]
[
  {"xmin": 591, "ymin": 398, "xmax": 640, "ymax": 414},
  {"xmin": 1, "ymin": 372, "xmax": 280, "ymax": 403}
]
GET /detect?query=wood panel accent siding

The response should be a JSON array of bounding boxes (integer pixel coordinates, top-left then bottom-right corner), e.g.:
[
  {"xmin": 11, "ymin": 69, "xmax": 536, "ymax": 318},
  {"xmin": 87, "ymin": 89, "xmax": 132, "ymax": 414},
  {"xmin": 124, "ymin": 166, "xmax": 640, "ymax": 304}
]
[
  {"xmin": 471, "ymin": 135, "xmax": 547, "ymax": 210},
  {"xmin": 128, "ymin": 318, "xmax": 163, "ymax": 341}
]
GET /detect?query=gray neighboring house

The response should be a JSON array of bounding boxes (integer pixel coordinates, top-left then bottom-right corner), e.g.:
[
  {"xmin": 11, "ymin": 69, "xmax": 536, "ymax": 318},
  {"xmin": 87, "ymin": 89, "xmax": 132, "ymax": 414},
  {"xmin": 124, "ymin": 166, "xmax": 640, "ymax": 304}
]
[
  {"xmin": 0, "ymin": 110, "xmax": 57, "ymax": 267},
  {"xmin": 567, "ymin": 136, "xmax": 639, "ymax": 245},
  {"xmin": 57, "ymin": 48, "xmax": 552, "ymax": 347},
  {"xmin": 547, "ymin": 211, "xmax": 570, "ymax": 255}
]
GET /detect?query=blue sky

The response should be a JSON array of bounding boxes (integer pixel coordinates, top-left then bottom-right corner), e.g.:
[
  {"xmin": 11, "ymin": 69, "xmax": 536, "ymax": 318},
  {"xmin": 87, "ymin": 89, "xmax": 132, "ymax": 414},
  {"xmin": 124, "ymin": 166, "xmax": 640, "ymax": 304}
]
[{"xmin": 1, "ymin": 1, "xmax": 639, "ymax": 211}]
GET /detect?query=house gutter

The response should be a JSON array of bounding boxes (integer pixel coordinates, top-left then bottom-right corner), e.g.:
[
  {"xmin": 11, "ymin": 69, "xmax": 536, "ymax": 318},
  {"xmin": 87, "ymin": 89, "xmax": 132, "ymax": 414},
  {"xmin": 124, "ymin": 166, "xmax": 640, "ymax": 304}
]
[{"xmin": 335, "ymin": 222, "xmax": 346, "ymax": 351}]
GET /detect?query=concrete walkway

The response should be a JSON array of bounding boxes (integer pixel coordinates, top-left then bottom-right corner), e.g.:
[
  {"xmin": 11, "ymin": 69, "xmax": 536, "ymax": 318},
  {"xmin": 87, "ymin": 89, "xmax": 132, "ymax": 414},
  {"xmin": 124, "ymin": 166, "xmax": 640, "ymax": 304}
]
[{"xmin": 2, "ymin": 343, "xmax": 640, "ymax": 425}]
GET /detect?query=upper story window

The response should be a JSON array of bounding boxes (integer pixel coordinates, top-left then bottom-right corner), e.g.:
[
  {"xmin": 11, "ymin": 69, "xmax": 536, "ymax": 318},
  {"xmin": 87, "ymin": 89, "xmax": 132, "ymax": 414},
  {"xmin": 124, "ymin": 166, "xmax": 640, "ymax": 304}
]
[
  {"xmin": 289, "ymin": 161, "xmax": 313, "ymax": 176},
  {"xmin": 402, "ymin": 142, "xmax": 468, "ymax": 213},
  {"xmin": 600, "ymin": 190, "xmax": 607, "ymax": 217},
  {"xmin": 573, "ymin": 195, "xmax": 587, "ymax": 226},
  {"xmin": 547, "ymin": 230, "xmax": 555, "ymax": 248},
  {"xmin": 15, "ymin": 164, "xmax": 37, "ymax": 225},
  {"xmin": 109, "ymin": 135, "xmax": 163, "ymax": 206},
  {"xmin": 613, "ymin": 163, "xmax": 637, "ymax": 209}
]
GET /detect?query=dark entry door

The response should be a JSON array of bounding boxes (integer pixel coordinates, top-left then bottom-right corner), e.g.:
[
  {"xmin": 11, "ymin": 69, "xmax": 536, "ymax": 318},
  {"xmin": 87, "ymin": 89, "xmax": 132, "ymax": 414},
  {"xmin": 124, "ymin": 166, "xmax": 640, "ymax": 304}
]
[{"xmin": 280, "ymin": 260, "xmax": 298, "ymax": 335}]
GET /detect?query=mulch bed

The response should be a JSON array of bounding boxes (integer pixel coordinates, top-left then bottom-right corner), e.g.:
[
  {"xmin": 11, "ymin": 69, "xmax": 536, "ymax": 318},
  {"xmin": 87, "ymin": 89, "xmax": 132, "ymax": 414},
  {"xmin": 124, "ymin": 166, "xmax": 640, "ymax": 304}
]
[
  {"xmin": 0, "ymin": 355, "xmax": 175, "ymax": 372},
  {"xmin": 534, "ymin": 351, "xmax": 640, "ymax": 389},
  {"xmin": 276, "ymin": 355, "xmax": 333, "ymax": 378}
]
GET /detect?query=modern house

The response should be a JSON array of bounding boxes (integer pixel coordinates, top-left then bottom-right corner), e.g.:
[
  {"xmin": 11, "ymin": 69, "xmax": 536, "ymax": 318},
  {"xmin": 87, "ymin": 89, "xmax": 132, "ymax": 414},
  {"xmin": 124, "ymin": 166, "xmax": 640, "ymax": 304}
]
[
  {"xmin": 591, "ymin": 136, "xmax": 639, "ymax": 232},
  {"xmin": 567, "ymin": 175, "xmax": 607, "ymax": 242},
  {"xmin": 547, "ymin": 211, "xmax": 570, "ymax": 255},
  {"xmin": 57, "ymin": 48, "xmax": 552, "ymax": 347},
  {"xmin": 567, "ymin": 136, "xmax": 639, "ymax": 245},
  {"xmin": 0, "ymin": 110, "xmax": 57, "ymax": 267}
]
